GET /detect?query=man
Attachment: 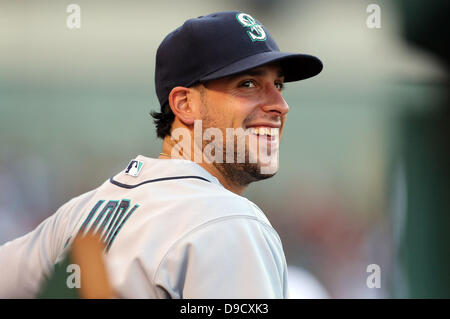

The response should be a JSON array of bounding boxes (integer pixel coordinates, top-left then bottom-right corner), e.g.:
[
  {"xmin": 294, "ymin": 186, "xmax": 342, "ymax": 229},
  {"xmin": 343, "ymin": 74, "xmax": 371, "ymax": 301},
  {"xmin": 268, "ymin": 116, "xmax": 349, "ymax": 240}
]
[{"xmin": 0, "ymin": 11, "xmax": 322, "ymax": 298}]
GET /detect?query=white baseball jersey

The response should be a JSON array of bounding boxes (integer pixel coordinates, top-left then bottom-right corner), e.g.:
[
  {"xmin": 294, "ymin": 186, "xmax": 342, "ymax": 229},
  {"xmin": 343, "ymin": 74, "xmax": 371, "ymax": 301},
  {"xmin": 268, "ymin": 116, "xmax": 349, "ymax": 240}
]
[{"xmin": 0, "ymin": 155, "xmax": 289, "ymax": 298}]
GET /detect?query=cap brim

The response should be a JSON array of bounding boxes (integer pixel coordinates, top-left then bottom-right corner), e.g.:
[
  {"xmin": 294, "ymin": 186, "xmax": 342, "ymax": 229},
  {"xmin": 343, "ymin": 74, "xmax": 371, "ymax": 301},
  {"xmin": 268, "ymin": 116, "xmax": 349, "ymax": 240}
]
[{"xmin": 200, "ymin": 51, "xmax": 323, "ymax": 83}]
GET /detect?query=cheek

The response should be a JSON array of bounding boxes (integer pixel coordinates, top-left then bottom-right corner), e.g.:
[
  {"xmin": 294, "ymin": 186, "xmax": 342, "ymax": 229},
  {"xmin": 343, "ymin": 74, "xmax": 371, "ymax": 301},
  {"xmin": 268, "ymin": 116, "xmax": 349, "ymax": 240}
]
[
  {"xmin": 215, "ymin": 98, "xmax": 250, "ymax": 129},
  {"xmin": 230, "ymin": 99, "xmax": 257, "ymax": 129},
  {"xmin": 212, "ymin": 103, "xmax": 234, "ymax": 129},
  {"xmin": 204, "ymin": 90, "xmax": 255, "ymax": 130}
]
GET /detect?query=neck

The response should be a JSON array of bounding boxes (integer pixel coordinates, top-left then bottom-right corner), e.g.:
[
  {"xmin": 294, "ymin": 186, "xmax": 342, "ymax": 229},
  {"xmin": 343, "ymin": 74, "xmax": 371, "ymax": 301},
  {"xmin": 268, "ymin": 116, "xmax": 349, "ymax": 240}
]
[{"xmin": 160, "ymin": 135, "xmax": 247, "ymax": 195}]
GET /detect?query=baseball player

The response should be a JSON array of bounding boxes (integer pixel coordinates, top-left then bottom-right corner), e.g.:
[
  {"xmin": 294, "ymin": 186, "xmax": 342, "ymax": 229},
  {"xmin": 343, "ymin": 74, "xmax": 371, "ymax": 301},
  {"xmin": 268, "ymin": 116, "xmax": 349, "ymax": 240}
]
[{"xmin": 0, "ymin": 11, "xmax": 322, "ymax": 298}]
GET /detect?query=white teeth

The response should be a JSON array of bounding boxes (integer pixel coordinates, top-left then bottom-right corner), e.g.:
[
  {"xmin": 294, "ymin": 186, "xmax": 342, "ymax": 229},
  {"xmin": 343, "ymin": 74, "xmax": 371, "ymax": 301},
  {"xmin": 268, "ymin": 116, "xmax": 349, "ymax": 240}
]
[
  {"xmin": 270, "ymin": 128, "xmax": 279, "ymax": 136},
  {"xmin": 248, "ymin": 127, "xmax": 279, "ymax": 137}
]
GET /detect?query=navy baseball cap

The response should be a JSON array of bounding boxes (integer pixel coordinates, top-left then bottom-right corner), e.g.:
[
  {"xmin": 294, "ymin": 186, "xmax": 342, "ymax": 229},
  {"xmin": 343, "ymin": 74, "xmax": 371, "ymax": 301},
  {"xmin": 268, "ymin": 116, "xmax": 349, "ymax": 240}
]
[{"xmin": 155, "ymin": 11, "xmax": 323, "ymax": 107}]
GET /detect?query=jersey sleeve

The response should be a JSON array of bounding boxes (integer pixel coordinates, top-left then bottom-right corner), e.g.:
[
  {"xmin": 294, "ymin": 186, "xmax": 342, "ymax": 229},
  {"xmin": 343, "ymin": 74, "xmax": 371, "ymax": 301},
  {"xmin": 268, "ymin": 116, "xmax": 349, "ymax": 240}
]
[
  {"xmin": 153, "ymin": 216, "xmax": 289, "ymax": 299},
  {"xmin": 0, "ymin": 198, "xmax": 80, "ymax": 298}
]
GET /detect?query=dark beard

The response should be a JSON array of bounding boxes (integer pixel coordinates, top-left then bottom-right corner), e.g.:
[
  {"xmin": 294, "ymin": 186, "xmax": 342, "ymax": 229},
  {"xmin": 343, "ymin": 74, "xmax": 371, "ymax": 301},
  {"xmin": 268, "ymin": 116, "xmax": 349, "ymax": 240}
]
[
  {"xmin": 200, "ymin": 130, "xmax": 277, "ymax": 187},
  {"xmin": 212, "ymin": 157, "xmax": 276, "ymax": 188},
  {"xmin": 198, "ymin": 97, "xmax": 278, "ymax": 188}
]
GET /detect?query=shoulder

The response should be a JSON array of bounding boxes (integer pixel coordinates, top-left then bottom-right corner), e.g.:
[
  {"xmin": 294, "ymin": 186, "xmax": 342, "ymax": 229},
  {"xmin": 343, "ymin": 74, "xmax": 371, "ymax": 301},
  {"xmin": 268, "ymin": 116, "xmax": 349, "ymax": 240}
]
[
  {"xmin": 58, "ymin": 188, "xmax": 99, "ymax": 213},
  {"xmin": 153, "ymin": 211, "xmax": 286, "ymax": 298},
  {"xmin": 52, "ymin": 187, "xmax": 100, "ymax": 232},
  {"xmin": 163, "ymin": 210, "xmax": 282, "ymax": 256}
]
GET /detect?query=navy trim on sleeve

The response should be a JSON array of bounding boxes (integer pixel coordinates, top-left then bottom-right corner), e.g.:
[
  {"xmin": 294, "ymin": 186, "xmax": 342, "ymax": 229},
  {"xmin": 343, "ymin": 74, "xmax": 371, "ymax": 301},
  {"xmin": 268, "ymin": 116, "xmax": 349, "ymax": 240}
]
[{"xmin": 109, "ymin": 175, "xmax": 211, "ymax": 189}]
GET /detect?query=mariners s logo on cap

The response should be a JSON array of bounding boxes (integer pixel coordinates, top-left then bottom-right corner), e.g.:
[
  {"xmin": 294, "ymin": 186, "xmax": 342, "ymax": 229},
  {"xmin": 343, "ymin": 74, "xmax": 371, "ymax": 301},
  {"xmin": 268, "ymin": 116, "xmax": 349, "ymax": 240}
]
[{"xmin": 236, "ymin": 13, "xmax": 267, "ymax": 42}]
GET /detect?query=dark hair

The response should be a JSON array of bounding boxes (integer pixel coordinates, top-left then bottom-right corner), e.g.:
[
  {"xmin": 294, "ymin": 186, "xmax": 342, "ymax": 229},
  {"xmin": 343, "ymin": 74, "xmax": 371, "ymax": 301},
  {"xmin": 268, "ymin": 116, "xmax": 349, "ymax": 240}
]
[{"xmin": 150, "ymin": 102, "xmax": 175, "ymax": 139}]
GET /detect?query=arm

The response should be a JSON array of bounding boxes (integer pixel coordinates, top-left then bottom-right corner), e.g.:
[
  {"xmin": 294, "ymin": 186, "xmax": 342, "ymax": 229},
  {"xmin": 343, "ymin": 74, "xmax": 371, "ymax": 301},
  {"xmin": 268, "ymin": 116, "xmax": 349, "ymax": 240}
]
[
  {"xmin": 0, "ymin": 204, "xmax": 72, "ymax": 298},
  {"xmin": 0, "ymin": 220, "xmax": 57, "ymax": 298},
  {"xmin": 0, "ymin": 189, "xmax": 98, "ymax": 298}
]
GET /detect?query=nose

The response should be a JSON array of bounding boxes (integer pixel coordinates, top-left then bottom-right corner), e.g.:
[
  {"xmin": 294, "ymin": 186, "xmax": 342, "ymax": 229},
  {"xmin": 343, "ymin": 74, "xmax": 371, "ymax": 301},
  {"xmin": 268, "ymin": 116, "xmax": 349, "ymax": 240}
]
[{"xmin": 260, "ymin": 82, "xmax": 290, "ymax": 116}]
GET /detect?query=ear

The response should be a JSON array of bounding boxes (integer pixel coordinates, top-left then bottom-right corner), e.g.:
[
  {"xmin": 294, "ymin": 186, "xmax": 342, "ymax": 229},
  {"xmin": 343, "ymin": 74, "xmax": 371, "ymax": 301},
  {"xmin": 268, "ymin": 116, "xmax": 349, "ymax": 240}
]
[{"xmin": 168, "ymin": 86, "xmax": 197, "ymax": 126}]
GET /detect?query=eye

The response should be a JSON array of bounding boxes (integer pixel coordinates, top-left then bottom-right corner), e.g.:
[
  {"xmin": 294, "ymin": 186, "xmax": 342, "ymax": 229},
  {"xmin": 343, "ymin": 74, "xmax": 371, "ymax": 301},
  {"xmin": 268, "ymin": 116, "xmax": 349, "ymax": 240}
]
[
  {"xmin": 239, "ymin": 80, "xmax": 257, "ymax": 88},
  {"xmin": 275, "ymin": 81, "xmax": 285, "ymax": 91}
]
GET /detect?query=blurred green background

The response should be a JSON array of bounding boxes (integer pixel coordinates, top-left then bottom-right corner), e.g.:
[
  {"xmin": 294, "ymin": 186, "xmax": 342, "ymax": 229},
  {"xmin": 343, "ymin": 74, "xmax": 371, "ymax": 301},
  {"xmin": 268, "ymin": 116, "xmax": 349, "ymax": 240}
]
[{"xmin": 1, "ymin": 0, "xmax": 448, "ymax": 298}]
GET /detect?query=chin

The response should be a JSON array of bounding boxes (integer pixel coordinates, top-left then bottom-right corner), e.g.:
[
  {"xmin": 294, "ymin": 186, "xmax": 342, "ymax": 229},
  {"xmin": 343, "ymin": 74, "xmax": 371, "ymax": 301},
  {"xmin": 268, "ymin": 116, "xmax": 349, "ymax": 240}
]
[
  {"xmin": 249, "ymin": 169, "xmax": 277, "ymax": 182},
  {"xmin": 251, "ymin": 161, "xmax": 279, "ymax": 180},
  {"xmin": 215, "ymin": 161, "xmax": 278, "ymax": 187},
  {"xmin": 248, "ymin": 150, "xmax": 280, "ymax": 178}
]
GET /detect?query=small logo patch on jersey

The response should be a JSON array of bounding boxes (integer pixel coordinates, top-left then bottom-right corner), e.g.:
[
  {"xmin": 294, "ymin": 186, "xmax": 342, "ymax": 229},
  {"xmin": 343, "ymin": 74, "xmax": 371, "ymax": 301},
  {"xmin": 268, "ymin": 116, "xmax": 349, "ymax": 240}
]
[{"xmin": 125, "ymin": 160, "xmax": 144, "ymax": 177}]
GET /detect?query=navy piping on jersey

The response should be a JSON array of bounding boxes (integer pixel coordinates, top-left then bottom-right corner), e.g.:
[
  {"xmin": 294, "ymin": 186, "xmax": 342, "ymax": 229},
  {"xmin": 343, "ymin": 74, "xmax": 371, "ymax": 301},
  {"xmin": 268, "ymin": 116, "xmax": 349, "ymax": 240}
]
[{"xmin": 109, "ymin": 175, "xmax": 211, "ymax": 189}]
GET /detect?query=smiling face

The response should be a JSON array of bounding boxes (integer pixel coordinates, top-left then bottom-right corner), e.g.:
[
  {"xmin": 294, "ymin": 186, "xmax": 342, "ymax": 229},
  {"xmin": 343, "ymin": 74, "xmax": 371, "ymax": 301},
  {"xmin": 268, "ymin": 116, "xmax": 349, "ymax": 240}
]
[{"xmin": 193, "ymin": 62, "xmax": 290, "ymax": 186}]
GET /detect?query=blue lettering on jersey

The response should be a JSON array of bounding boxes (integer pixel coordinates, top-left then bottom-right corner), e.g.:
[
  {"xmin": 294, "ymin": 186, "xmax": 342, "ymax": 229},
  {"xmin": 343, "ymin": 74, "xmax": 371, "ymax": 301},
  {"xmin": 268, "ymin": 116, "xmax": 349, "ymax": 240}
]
[{"xmin": 76, "ymin": 199, "xmax": 139, "ymax": 252}]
